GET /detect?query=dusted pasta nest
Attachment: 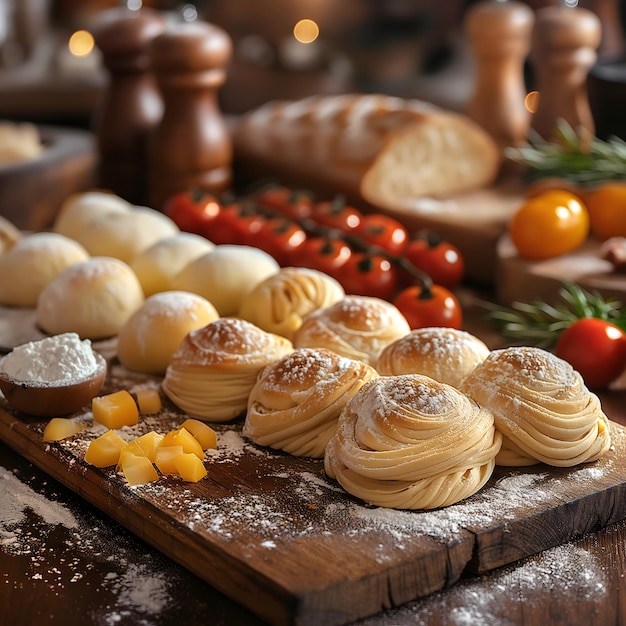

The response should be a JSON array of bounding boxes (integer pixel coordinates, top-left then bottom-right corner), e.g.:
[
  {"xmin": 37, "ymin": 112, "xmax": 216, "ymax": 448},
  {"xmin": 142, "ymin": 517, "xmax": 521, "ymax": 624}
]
[
  {"xmin": 459, "ymin": 347, "xmax": 611, "ymax": 467},
  {"xmin": 238, "ymin": 267, "xmax": 345, "ymax": 341},
  {"xmin": 324, "ymin": 374, "xmax": 502, "ymax": 510},
  {"xmin": 244, "ymin": 348, "xmax": 379, "ymax": 458},
  {"xmin": 292, "ymin": 295, "xmax": 410, "ymax": 365},
  {"xmin": 162, "ymin": 317, "xmax": 293, "ymax": 422},
  {"xmin": 375, "ymin": 327, "xmax": 490, "ymax": 388}
]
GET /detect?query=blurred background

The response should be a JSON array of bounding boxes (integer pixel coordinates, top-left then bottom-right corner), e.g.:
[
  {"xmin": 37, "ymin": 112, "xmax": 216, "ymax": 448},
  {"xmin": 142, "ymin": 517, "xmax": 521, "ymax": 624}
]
[{"xmin": 1, "ymin": 0, "xmax": 624, "ymax": 127}]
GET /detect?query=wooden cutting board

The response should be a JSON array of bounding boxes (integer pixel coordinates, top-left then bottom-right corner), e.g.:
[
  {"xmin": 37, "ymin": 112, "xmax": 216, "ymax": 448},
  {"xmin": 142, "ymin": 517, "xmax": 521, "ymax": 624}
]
[
  {"xmin": 1, "ymin": 347, "xmax": 626, "ymax": 626},
  {"xmin": 496, "ymin": 235, "xmax": 626, "ymax": 307}
]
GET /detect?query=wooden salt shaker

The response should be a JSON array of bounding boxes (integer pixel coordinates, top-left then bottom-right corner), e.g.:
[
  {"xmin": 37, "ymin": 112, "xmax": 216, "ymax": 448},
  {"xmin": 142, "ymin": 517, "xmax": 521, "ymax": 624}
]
[
  {"xmin": 147, "ymin": 20, "xmax": 233, "ymax": 211},
  {"xmin": 464, "ymin": 0, "xmax": 535, "ymax": 152},
  {"xmin": 530, "ymin": 4, "xmax": 602, "ymax": 141},
  {"xmin": 91, "ymin": 7, "xmax": 166, "ymax": 204}
]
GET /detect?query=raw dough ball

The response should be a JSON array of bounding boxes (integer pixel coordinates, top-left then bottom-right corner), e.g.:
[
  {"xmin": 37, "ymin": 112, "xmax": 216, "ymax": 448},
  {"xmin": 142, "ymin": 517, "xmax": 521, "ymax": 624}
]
[
  {"xmin": 117, "ymin": 291, "xmax": 219, "ymax": 375},
  {"xmin": 130, "ymin": 233, "xmax": 215, "ymax": 296},
  {"xmin": 53, "ymin": 190, "xmax": 131, "ymax": 239},
  {"xmin": 74, "ymin": 206, "xmax": 179, "ymax": 263},
  {"xmin": 0, "ymin": 232, "xmax": 90, "ymax": 307},
  {"xmin": 172, "ymin": 245, "xmax": 280, "ymax": 316},
  {"xmin": 0, "ymin": 215, "xmax": 21, "ymax": 255},
  {"xmin": 36, "ymin": 256, "xmax": 145, "ymax": 340}
]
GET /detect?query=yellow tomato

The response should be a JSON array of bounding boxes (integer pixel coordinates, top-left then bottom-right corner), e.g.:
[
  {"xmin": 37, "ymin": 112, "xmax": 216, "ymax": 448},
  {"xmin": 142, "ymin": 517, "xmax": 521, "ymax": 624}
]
[
  {"xmin": 509, "ymin": 190, "xmax": 589, "ymax": 261},
  {"xmin": 585, "ymin": 182, "xmax": 626, "ymax": 240}
]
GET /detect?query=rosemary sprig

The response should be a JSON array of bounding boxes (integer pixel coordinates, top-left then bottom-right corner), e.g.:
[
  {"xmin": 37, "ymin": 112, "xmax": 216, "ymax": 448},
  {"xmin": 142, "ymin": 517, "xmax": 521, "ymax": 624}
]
[
  {"xmin": 481, "ymin": 282, "xmax": 626, "ymax": 348},
  {"xmin": 505, "ymin": 120, "xmax": 626, "ymax": 187}
]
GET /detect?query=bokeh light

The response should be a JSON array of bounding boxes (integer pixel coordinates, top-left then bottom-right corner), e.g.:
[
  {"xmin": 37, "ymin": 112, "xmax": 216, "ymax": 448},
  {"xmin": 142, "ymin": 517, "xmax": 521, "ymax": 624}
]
[
  {"xmin": 68, "ymin": 30, "xmax": 94, "ymax": 57},
  {"xmin": 293, "ymin": 19, "xmax": 320, "ymax": 44}
]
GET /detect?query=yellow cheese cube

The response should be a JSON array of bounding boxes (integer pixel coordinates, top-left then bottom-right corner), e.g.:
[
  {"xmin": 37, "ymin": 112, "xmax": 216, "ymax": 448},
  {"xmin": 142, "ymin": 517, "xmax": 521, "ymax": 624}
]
[
  {"xmin": 84, "ymin": 430, "xmax": 126, "ymax": 468},
  {"xmin": 135, "ymin": 388, "xmax": 162, "ymax": 414},
  {"xmin": 160, "ymin": 427, "xmax": 204, "ymax": 459},
  {"xmin": 119, "ymin": 452, "xmax": 159, "ymax": 486},
  {"xmin": 132, "ymin": 431, "xmax": 164, "ymax": 461},
  {"xmin": 155, "ymin": 445, "xmax": 184, "ymax": 475},
  {"xmin": 42, "ymin": 418, "xmax": 86, "ymax": 442},
  {"xmin": 180, "ymin": 418, "xmax": 217, "ymax": 450},
  {"xmin": 92, "ymin": 390, "xmax": 139, "ymax": 429},
  {"xmin": 175, "ymin": 452, "xmax": 207, "ymax": 483}
]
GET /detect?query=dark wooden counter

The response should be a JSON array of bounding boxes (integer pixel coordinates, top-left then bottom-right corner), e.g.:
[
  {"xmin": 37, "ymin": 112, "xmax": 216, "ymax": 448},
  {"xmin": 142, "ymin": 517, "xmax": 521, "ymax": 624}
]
[{"xmin": 2, "ymin": 290, "xmax": 626, "ymax": 626}]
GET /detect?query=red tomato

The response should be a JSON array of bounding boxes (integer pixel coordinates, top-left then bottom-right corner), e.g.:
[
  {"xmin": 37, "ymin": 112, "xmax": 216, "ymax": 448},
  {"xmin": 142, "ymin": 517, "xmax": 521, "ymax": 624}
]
[
  {"xmin": 354, "ymin": 213, "xmax": 409, "ymax": 256},
  {"xmin": 203, "ymin": 202, "xmax": 265, "ymax": 246},
  {"xmin": 402, "ymin": 232, "xmax": 465, "ymax": 290},
  {"xmin": 162, "ymin": 189, "xmax": 221, "ymax": 235},
  {"xmin": 555, "ymin": 318, "xmax": 626, "ymax": 388},
  {"xmin": 340, "ymin": 252, "xmax": 398, "ymax": 300},
  {"xmin": 311, "ymin": 195, "xmax": 362, "ymax": 232},
  {"xmin": 292, "ymin": 236, "xmax": 352, "ymax": 279},
  {"xmin": 255, "ymin": 217, "xmax": 308, "ymax": 266},
  {"xmin": 254, "ymin": 185, "xmax": 315, "ymax": 220},
  {"xmin": 393, "ymin": 284, "xmax": 463, "ymax": 329}
]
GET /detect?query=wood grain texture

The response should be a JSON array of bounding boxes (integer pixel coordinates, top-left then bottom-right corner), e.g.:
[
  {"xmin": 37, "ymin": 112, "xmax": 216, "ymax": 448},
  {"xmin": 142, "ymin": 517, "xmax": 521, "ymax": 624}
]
[
  {"xmin": 496, "ymin": 235, "xmax": 626, "ymax": 306},
  {"xmin": 1, "ymin": 352, "xmax": 626, "ymax": 626}
]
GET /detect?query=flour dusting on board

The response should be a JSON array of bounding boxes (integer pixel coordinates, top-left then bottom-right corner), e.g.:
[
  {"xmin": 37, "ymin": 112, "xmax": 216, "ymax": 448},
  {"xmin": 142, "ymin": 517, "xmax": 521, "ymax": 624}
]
[
  {"xmin": 0, "ymin": 464, "xmax": 178, "ymax": 621},
  {"xmin": 357, "ymin": 543, "xmax": 608, "ymax": 625}
]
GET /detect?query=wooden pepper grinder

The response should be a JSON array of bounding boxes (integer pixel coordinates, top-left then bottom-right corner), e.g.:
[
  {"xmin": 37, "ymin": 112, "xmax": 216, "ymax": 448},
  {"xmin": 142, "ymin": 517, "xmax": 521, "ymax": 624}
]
[
  {"xmin": 464, "ymin": 0, "xmax": 535, "ymax": 152},
  {"xmin": 91, "ymin": 7, "xmax": 166, "ymax": 204},
  {"xmin": 530, "ymin": 4, "xmax": 602, "ymax": 141},
  {"xmin": 147, "ymin": 20, "xmax": 233, "ymax": 211}
]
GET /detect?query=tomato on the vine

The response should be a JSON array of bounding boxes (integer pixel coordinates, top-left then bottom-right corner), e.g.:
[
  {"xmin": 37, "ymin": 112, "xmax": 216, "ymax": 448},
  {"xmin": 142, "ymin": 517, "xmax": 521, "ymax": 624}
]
[
  {"xmin": 354, "ymin": 213, "xmax": 409, "ymax": 256},
  {"xmin": 393, "ymin": 284, "xmax": 463, "ymax": 329},
  {"xmin": 291, "ymin": 236, "xmax": 352, "ymax": 279},
  {"xmin": 162, "ymin": 189, "xmax": 221, "ymax": 235},
  {"xmin": 204, "ymin": 202, "xmax": 264, "ymax": 246},
  {"xmin": 555, "ymin": 317, "xmax": 626, "ymax": 388},
  {"xmin": 255, "ymin": 217, "xmax": 308, "ymax": 266},
  {"xmin": 508, "ymin": 189, "xmax": 589, "ymax": 260},
  {"xmin": 311, "ymin": 195, "xmax": 362, "ymax": 233},
  {"xmin": 254, "ymin": 185, "xmax": 315, "ymax": 220},
  {"xmin": 339, "ymin": 252, "xmax": 398, "ymax": 300},
  {"xmin": 402, "ymin": 232, "xmax": 465, "ymax": 290}
]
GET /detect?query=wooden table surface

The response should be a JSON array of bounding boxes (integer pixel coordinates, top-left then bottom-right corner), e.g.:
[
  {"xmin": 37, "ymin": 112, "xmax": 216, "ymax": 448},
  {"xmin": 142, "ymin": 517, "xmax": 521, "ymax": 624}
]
[{"xmin": 2, "ymin": 289, "xmax": 626, "ymax": 626}]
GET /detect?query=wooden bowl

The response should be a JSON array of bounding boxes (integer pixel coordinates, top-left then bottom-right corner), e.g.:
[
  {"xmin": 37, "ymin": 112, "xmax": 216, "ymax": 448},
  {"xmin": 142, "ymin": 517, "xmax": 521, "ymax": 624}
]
[
  {"xmin": 0, "ymin": 125, "xmax": 97, "ymax": 231},
  {"xmin": 0, "ymin": 351, "xmax": 107, "ymax": 417}
]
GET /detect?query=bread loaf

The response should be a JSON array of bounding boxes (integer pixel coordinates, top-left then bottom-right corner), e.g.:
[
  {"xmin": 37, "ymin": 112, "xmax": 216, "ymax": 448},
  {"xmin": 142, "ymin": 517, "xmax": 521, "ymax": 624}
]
[{"xmin": 233, "ymin": 94, "xmax": 501, "ymax": 209}]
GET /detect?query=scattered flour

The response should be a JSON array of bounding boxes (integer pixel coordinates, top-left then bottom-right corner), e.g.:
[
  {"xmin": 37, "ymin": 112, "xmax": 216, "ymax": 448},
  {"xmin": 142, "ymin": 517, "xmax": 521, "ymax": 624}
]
[
  {"xmin": 0, "ymin": 464, "xmax": 179, "ymax": 621},
  {"xmin": 356, "ymin": 543, "xmax": 608, "ymax": 626}
]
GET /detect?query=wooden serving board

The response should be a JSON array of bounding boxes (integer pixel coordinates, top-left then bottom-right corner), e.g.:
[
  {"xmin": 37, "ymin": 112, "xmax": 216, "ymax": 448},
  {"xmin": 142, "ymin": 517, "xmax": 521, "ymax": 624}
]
[
  {"xmin": 378, "ymin": 177, "xmax": 526, "ymax": 286},
  {"xmin": 496, "ymin": 235, "xmax": 626, "ymax": 307},
  {"xmin": 1, "ymin": 348, "xmax": 626, "ymax": 626}
]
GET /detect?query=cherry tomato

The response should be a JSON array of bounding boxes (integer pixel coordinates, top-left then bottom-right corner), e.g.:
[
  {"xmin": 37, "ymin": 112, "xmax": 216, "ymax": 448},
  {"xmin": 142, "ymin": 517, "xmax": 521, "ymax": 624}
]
[
  {"xmin": 393, "ymin": 284, "xmax": 463, "ymax": 329},
  {"xmin": 354, "ymin": 213, "xmax": 409, "ymax": 256},
  {"xmin": 204, "ymin": 202, "xmax": 264, "ymax": 246},
  {"xmin": 291, "ymin": 236, "xmax": 352, "ymax": 279},
  {"xmin": 402, "ymin": 231, "xmax": 465, "ymax": 290},
  {"xmin": 508, "ymin": 190, "xmax": 589, "ymax": 260},
  {"xmin": 340, "ymin": 252, "xmax": 398, "ymax": 300},
  {"xmin": 311, "ymin": 195, "xmax": 362, "ymax": 233},
  {"xmin": 584, "ymin": 182, "xmax": 626, "ymax": 240},
  {"xmin": 255, "ymin": 217, "xmax": 308, "ymax": 266},
  {"xmin": 162, "ymin": 189, "xmax": 221, "ymax": 235},
  {"xmin": 254, "ymin": 185, "xmax": 315, "ymax": 220},
  {"xmin": 555, "ymin": 318, "xmax": 626, "ymax": 388}
]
